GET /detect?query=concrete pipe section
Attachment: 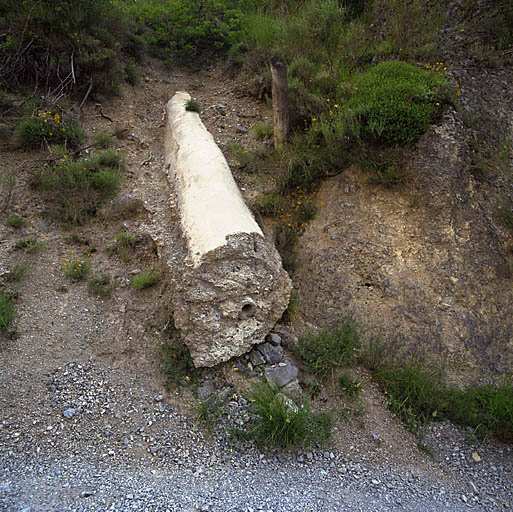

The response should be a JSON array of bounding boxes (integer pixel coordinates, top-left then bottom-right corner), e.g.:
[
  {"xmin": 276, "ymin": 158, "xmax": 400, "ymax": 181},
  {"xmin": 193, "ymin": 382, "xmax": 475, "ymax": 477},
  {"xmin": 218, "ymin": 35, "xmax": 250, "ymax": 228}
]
[{"xmin": 165, "ymin": 91, "xmax": 292, "ymax": 367}]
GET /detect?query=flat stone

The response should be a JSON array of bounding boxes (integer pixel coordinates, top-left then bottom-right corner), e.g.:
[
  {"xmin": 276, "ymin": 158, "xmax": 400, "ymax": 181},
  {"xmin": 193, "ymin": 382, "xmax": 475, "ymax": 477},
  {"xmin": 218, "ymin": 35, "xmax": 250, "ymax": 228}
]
[
  {"xmin": 63, "ymin": 408, "xmax": 76, "ymax": 419},
  {"xmin": 249, "ymin": 349, "xmax": 266, "ymax": 367},
  {"xmin": 264, "ymin": 363, "xmax": 298, "ymax": 387},
  {"xmin": 256, "ymin": 342, "xmax": 283, "ymax": 364},
  {"xmin": 197, "ymin": 380, "xmax": 216, "ymax": 401},
  {"xmin": 265, "ymin": 332, "xmax": 282, "ymax": 346}
]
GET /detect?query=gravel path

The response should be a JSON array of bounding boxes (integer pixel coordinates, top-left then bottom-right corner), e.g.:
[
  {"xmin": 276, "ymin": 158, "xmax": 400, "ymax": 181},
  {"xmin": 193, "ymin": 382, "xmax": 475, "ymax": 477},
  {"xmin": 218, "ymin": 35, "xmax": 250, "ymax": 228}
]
[{"xmin": 1, "ymin": 358, "xmax": 512, "ymax": 511}]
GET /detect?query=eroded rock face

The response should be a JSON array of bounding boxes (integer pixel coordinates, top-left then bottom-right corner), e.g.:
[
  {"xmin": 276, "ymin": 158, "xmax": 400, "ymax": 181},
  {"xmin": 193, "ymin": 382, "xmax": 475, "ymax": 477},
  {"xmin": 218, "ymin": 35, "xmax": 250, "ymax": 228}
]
[{"xmin": 165, "ymin": 92, "xmax": 291, "ymax": 367}]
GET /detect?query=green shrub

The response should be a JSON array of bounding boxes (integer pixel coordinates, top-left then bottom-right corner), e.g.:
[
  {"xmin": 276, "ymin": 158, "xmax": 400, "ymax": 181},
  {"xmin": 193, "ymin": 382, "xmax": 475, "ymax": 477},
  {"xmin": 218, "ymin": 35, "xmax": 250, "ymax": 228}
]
[
  {"xmin": 247, "ymin": 382, "xmax": 332, "ymax": 449},
  {"xmin": 380, "ymin": 0, "xmax": 444, "ymax": 61},
  {"xmin": 297, "ymin": 201, "xmax": 317, "ymax": 222},
  {"xmin": 88, "ymin": 273, "xmax": 113, "ymax": 296},
  {"xmin": 373, "ymin": 359, "xmax": 513, "ymax": 442},
  {"xmin": 62, "ymin": 253, "xmax": 89, "ymax": 279},
  {"xmin": 499, "ymin": 203, "xmax": 513, "ymax": 230},
  {"xmin": 115, "ymin": 232, "xmax": 136, "ymax": 247},
  {"xmin": 0, "ymin": 287, "xmax": 15, "ymax": 333},
  {"xmin": 5, "ymin": 262, "xmax": 30, "ymax": 283},
  {"xmin": 131, "ymin": 269, "xmax": 161, "ymax": 290},
  {"xmin": 339, "ymin": 372, "xmax": 361, "ymax": 400},
  {"xmin": 295, "ymin": 322, "xmax": 360, "ymax": 378},
  {"xmin": 127, "ymin": 0, "xmax": 245, "ymax": 64},
  {"xmin": 16, "ymin": 111, "xmax": 84, "ymax": 149},
  {"xmin": 339, "ymin": 61, "xmax": 450, "ymax": 145},
  {"xmin": 14, "ymin": 238, "xmax": 44, "ymax": 254},
  {"xmin": 31, "ymin": 149, "xmax": 123, "ymax": 224},
  {"xmin": 375, "ymin": 360, "xmax": 447, "ymax": 434},
  {"xmin": 273, "ymin": 222, "xmax": 298, "ymax": 272},
  {"xmin": 254, "ymin": 192, "xmax": 285, "ymax": 216},
  {"xmin": 0, "ymin": 0, "xmax": 145, "ymax": 96},
  {"xmin": 4, "ymin": 216, "xmax": 24, "ymax": 228},
  {"xmin": 160, "ymin": 337, "xmax": 198, "ymax": 389},
  {"xmin": 252, "ymin": 122, "xmax": 273, "ymax": 140},
  {"xmin": 93, "ymin": 129, "xmax": 116, "ymax": 149}
]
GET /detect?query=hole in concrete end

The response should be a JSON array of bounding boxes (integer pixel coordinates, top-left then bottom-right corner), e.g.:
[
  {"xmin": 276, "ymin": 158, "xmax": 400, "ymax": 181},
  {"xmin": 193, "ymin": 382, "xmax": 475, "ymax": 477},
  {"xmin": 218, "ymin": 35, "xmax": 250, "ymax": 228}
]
[{"xmin": 239, "ymin": 302, "xmax": 257, "ymax": 320}]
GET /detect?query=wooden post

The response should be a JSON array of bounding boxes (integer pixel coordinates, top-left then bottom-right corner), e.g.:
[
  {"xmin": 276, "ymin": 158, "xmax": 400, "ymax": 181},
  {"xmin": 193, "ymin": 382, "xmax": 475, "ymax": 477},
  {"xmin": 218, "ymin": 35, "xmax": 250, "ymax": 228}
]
[{"xmin": 270, "ymin": 57, "xmax": 289, "ymax": 149}]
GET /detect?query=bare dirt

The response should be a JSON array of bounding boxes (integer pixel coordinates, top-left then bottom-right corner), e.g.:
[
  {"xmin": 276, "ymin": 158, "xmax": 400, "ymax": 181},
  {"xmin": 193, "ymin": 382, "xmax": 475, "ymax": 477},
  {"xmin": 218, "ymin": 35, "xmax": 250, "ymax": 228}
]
[{"xmin": 0, "ymin": 59, "xmax": 512, "ymax": 511}]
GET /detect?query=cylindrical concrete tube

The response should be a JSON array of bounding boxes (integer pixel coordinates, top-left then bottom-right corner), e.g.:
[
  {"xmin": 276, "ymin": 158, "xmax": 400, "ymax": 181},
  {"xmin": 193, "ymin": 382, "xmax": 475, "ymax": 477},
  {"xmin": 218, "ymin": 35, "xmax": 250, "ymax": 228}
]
[{"xmin": 165, "ymin": 91, "xmax": 292, "ymax": 367}]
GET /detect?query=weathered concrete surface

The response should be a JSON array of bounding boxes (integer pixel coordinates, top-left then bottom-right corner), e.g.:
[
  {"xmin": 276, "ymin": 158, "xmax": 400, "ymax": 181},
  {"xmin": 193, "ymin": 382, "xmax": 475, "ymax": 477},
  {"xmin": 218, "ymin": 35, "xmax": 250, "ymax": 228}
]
[{"xmin": 165, "ymin": 91, "xmax": 292, "ymax": 367}]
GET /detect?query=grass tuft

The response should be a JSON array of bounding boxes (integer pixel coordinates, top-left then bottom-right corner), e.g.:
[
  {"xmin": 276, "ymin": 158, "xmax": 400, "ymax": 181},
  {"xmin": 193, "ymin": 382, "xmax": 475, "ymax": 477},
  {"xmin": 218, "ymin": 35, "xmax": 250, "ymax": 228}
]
[
  {"xmin": 295, "ymin": 322, "xmax": 360, "ymax": 379},
  {"xmin": 0, "ymin": 287, "xmax": 15, "ymax": 334},
  {"xmin": 131, "ymin": 269, "xmax": 161, "ymax": 290},
  {"xmin": 185, "ymin": 99, "xmax": 201, "ymax": 113},
  {"xmin": 88, "ymin": 274, "xmax": 113, "ymax": 296},
  {"xmin": 247, "ymin": 382, "xmax": 332, "ymax": 450},
  {"xmin": 5, "ymin": 216, "xmax": 24, "ymax": 228}
]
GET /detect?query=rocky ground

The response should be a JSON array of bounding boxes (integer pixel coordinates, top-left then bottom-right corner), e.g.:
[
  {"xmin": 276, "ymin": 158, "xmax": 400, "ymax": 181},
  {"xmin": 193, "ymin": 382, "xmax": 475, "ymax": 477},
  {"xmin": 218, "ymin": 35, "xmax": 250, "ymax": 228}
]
[{"xmin": 0, "ymin": 42, "xmax": 512, "ymax": 512}]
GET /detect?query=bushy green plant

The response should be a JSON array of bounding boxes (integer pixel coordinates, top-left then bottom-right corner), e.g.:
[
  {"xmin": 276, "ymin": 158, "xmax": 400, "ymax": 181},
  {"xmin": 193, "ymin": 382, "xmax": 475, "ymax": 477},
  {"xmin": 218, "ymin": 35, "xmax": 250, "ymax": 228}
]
[
  {"xmin": 62, "ymin": 252, "xmax": 89, "ymax": 279},
  {"xmin": 295, "ymin": 322, "xmax": 360, "ymax": 378},
  {"xmin": 5, "ymin": 262, "xmax": 30, "ymax": 283},
  {"xmin": 160, "ymin": 337, "xmax": 198, "ymax": 389},
  {"xmin": 4, "ymin": 216, "xmax": 24, "ymax": 228},
  {"xmin": 247, "ymin": 382, "xmax": 332, "ymax": 449},
  {"xmin": 0, "ymin": 0, "xmax": 145, "ymax": 95},
  {"xmin": 93, "ymin": 129, "xmax": 116, "ymax": 149},
  {"xmin": 498, "ymin": 203, "xmax": 513, "ymax": 230},
  {"xmin": 131, "ymin": 269, "xmax": 161, "ymax": 290},
  {"xmin": 14, "ymin": 238, "xmax": 44, "ymax": 254},
  {"xmin": 339, "ymin": 372, "xmax": 361, "ymax": 400},
  {"xmin": 16, "ymin": 111, "xmax": 84, "ymax": 149},
  {"xmin": 254, "ymin": 192, "xmax": 285, "ymax": 216},
  {"xmin": 115, "ymin": 231, "xmax": 136, "ymax": 247},
  {"xmin": 375, "ymin": 360, "xmax": 447, "ymax": 433},
  {"xmin": 0, "ymin": 287, "xmax": 15, "ymax": 334},
  {"xmin": 88, "ymin": 273, "xmax": 113, "ymax": 296},
  {"xmin": 31, "ymin": 149, "xmax": 123, "ymax": 224},
  {"xmin": 252, "ymin": 122, "xmax": 273, "ymax": 140},
  {"xmin": 380, "ymin": 0, "xmax": 444, "ymax": 61},
  {"xmin": 339, "ymin": 61, "xmax": 450, "ymax": 145},
  {"xmin": 127, "ymin": 0, "xmax": 245, "ymax": 64}
]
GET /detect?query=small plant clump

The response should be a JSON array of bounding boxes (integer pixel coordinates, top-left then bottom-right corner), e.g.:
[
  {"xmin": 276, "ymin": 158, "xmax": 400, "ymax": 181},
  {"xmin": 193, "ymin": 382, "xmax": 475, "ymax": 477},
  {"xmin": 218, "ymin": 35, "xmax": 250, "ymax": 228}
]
[
  {"xmin": 0, "ymin": 287, "xmax": 15, "ymax": 334},
  {"xmin": 160, "ymin": 338, "xmax": 198, "ymax": 389},
  {"xmin": 498, "ymin": 203, "xmax": 513, "ymax": 231},
  {"xmin": 185, "ymin": 99, "xmax": 201, "ymax": 113},
  {"xmin": 4, "ymin": 216, "xmax": 24, "ymax": 228},
  {"xmin": 5, "ymin": 262, "xmax": 30, "ymax": 283},
  {"xmin": 115, "ymin": 232, "xmax": 136, "ymax": 247},
  {"xmin": 14, "ymin": 238, "xmax": 44, "ymax": 254},
  {"xmin": 247, "ymin": 382, "xmax": 332, "ymax": 450},
  {"xmin": 131, "ymin": 269, "xmax": 161, "ymax": 290},
  {"xmin": 16, "ymin": 110, "xmax": 84, "ymax": 149},
  {"xmin": 295, "ymin": 322, "xmax": 360, "ymax": 379},
  {"xmin": 252, "ymin": 122, "xmax": 273, "ymax": 140},
  {"xmin": 62, "ymin": 252, "xmax": 89, "ymax": 280},
  {"xmin": 254, "ymin": 192, "xmax": 286, "ymax": 216},
  {"xmin": 273, "ymin": 222, "xmax": 298, "ymax": 272},
  {"xmin": 88, "ymin": 274, "xmax": 113, "ymax": 296},
  {"xmin": 31, "ymin": 149, "xmax": 123, "ymax": 224},
  {"xmin": 338, "ymin": 372, "xmax": 361, "ymax": 400},
  {"xmin": 93, "ymin": 129, "xmax": 116, "ymax": 149}
]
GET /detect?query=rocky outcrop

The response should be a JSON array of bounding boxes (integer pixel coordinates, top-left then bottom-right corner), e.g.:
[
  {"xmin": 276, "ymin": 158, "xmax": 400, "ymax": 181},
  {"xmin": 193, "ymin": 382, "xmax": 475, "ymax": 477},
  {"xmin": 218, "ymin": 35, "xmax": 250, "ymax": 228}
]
[{"xmin": 165, "ymin": 91, "xmax": 292, "ymax": 367}]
